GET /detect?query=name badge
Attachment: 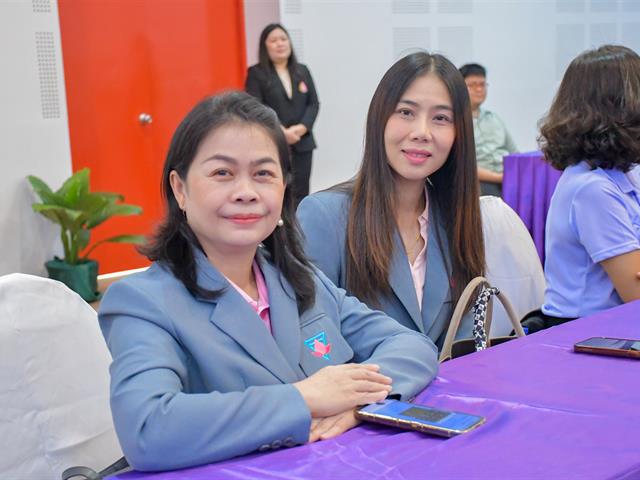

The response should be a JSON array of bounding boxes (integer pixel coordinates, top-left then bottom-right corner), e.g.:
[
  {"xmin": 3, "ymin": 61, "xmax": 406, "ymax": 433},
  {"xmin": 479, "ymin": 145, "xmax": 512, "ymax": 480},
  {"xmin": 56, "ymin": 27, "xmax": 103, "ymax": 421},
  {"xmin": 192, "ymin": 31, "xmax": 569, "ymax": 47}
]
[{"xmin": 304, "ymin": 331, "xmax": 332, "ymax": 360}]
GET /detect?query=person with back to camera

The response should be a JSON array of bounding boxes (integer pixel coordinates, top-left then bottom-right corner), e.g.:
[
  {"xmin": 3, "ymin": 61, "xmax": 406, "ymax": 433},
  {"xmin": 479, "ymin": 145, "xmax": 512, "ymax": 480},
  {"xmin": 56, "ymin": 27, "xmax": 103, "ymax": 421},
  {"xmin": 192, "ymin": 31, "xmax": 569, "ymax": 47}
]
[
  {"xmin": 245, "ymin": 23, "xmax": 319, "ymax": 207},
  {"xmin": 459, "ymin": 63, "xmax": 517, "ymax": 197},
  {"xmin": 297, "ymin": 52, "xmax": 485, "ymax": 350},
  {"xmin": 97, "ymin": 92, "xmax": 438, "ymax": 471},
  {"xmin": 540, "ymin": 44, "xmax": 640, "ymax": 324}
]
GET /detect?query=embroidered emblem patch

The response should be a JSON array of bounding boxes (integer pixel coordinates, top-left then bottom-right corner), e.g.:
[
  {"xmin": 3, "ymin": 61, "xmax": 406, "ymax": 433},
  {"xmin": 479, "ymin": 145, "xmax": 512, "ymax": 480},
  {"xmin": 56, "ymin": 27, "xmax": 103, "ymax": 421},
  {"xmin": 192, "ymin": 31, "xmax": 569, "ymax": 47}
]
[{"xmin": 304, "ymin": 331, "xmax": 332, "ymax": 360}]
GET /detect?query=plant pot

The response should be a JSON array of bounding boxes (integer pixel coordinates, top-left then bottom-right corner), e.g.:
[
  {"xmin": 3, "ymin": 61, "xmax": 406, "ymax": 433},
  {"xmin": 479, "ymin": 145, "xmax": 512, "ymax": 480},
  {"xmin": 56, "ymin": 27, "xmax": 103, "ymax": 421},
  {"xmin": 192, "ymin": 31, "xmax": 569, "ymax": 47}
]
[{"xmin": 45, "ymin": 258, "xmax": 101, "ymax": 302}]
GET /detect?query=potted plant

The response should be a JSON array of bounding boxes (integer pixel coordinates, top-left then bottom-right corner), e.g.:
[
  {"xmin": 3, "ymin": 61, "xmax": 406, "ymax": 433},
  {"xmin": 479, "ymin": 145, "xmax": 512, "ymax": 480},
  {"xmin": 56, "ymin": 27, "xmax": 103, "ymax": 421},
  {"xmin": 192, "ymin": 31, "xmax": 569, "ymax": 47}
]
[{"xmin": 27, "ymin": 168, "xmax": 145, "ymax": 302}]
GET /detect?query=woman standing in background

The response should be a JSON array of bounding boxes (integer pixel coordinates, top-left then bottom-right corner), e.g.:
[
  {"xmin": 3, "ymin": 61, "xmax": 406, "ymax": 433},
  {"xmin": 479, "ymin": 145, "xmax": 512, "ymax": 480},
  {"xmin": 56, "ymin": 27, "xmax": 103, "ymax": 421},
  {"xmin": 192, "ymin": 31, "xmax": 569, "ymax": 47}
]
[{"xmin": 246, "ymin": 23, "xmax": 319, "ymax": 207}]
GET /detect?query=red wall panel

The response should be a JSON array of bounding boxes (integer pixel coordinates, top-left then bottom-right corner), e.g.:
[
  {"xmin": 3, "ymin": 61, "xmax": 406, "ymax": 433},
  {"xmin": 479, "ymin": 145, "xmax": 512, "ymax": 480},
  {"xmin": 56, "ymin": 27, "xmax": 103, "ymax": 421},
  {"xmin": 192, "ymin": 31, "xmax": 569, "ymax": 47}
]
[{"xmin": 59, "ymin": 0, "xmax": 247, "ymax": 273}]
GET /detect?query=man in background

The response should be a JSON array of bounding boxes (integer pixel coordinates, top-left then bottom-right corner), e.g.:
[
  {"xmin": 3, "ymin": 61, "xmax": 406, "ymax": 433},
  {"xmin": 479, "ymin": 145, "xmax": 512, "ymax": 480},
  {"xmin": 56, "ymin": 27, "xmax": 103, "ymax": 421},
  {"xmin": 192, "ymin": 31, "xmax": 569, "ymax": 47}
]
[{"xmin": 460, "ymin": 63, "xmax": 517, "ymax": 197}]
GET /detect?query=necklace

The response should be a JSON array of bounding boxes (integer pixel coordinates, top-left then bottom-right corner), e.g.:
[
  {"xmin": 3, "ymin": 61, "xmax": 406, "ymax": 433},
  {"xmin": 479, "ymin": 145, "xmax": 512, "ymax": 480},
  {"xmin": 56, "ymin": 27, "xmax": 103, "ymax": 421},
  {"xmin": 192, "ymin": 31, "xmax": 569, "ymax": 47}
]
[{"xmin": 404, "ymin": 229, "xmax": 424, "ymax": 263}]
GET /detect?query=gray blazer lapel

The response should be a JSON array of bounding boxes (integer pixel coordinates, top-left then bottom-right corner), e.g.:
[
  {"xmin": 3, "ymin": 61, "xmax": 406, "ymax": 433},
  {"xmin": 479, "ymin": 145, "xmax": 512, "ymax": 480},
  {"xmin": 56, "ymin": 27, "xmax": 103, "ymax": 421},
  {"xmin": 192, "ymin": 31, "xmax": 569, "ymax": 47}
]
[
  {"xmin": 421, "ymin": 215, "xmax": 451, "ymax": 336},
  {"xmin": 194, "ymin": 249, "xmax": 299, "ymax": 384},
  {"xmin": 256, "ymin": 252, "xmax": 305, "ymax": 380},
  {"xmin": 389, "ymin": 230, "xmax": 424, "ymax": 333}
]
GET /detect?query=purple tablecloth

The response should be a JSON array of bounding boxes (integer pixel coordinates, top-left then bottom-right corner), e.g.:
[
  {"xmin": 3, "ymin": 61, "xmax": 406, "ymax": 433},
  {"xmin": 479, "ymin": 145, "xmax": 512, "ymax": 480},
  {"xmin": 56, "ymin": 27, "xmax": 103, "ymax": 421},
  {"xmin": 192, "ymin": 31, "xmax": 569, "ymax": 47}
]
[
  {"xmin": 113, "ymin": 302, "xmax": 640, "ymax": 480},
  {"xmin": 502, "ymin": 151, "xmax": 562, "ymax": 265}
]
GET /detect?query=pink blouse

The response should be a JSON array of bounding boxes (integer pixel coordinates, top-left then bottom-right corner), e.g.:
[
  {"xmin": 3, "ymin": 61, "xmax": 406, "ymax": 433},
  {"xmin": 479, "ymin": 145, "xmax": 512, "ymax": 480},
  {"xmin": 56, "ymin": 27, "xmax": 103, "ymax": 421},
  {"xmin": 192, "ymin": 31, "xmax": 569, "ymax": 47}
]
[
  {"xmin": 225, "ymin": 260, "xmax": 272, "ymax": 333},
  {"xmin": 409, "ymin": 191, "xmax": 429, "ymax": 311}
]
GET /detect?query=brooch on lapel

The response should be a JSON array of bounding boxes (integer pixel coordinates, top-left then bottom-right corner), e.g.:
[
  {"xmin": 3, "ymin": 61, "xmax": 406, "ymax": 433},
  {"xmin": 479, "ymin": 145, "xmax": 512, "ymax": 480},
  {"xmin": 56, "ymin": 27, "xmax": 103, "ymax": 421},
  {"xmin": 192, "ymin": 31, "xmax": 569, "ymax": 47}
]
[
  {"xmin": 298, "ymin": 80, "xmax": 308, "ymax": 93},
  {"xmin": 304, "ymin": 332, "xmax": 332, "ymax": 360}
]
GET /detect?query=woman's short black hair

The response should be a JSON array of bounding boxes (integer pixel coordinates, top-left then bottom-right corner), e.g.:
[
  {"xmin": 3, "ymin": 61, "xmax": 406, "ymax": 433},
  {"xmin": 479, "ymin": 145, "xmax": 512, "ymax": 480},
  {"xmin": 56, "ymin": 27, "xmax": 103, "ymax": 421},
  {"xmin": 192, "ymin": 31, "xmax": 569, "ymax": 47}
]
[
  {"xmin": 142, "ymin": 91, "xmax": 315, "ymax": 312},
  {"xmin": 538, "ymin": 44, "xmax": 640, "ymax": 171}
]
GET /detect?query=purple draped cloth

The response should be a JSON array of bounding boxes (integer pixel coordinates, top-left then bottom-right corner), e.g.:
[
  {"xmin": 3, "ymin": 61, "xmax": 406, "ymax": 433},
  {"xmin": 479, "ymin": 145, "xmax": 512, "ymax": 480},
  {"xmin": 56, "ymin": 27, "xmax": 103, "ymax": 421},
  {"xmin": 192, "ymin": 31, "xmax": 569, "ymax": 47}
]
[
  {"xmin": 502, "ymin": 151, "xmax": 562, "ymax": 265},
  {"xmin": 112, "ymin": 302, "xmax": 640, "ymax": 480}
]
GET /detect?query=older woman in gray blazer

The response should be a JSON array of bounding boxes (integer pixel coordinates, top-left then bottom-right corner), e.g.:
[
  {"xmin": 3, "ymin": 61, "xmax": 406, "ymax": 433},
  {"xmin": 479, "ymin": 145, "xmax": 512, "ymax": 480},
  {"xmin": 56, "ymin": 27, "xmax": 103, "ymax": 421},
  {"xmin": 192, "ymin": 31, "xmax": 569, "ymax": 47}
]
[{"xmin": 99, "ymin": 92, "xmax": 437, "ymax": 472}]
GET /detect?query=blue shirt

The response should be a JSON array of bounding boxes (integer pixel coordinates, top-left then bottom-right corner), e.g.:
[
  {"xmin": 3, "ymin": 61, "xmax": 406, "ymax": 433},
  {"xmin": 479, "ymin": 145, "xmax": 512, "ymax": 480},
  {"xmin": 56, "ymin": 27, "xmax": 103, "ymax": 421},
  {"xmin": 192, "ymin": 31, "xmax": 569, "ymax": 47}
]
[{"xmin": 543, "ymin": 162, "xmax": 640, "ymax": 318}]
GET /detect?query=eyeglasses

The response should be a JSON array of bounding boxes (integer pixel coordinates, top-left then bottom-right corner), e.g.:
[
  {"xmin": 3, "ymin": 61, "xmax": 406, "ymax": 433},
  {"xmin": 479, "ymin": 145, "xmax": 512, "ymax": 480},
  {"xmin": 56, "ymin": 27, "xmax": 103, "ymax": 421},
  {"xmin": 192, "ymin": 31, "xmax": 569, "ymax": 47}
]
[{"xmin": 465, "ymin": 81, "xmax": 488, "ymax": 89}]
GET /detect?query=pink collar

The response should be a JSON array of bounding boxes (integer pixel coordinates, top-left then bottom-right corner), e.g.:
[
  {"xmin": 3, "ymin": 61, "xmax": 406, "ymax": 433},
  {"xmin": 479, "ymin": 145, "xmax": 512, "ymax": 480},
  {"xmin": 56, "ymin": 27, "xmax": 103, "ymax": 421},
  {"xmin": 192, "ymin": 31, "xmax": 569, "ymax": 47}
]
[{"xmin": 224, "ymin": 260, "xmax": 272, "ymax": 332}]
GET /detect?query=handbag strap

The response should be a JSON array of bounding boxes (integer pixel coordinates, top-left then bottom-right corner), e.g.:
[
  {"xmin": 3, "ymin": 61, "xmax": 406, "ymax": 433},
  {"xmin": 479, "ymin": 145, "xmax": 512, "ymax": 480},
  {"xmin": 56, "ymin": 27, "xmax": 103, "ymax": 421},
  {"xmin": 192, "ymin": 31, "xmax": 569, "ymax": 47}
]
[
  {"xmin": 439, "ymin": 277, "xmax": 527, "ymax": 362},
  {"xmin": 495, "ymin": 288, "xmax": 527, "ymax": 338},
  {"xmin": 61, "ymin": 456, "xmax": 130, "ymax": 480},
  {"xmin": 439, "ymin": 277, "xmax": 488, "ymax": 362},
  {"xmin": 471, "ymin": 285, "xmax": 499, "ymax": 351}
]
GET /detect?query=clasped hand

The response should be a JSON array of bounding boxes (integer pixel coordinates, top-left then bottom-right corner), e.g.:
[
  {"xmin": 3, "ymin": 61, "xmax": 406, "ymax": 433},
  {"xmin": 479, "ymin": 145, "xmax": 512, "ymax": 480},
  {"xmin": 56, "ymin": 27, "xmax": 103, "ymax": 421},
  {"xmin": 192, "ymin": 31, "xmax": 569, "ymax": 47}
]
[
  {"xmin": 282, "ymin": 124, "xmax": 307, "ymax": 145},
  {"xmin": 293, "ymin": 363, "xmax": 392, "ymax": 442}
]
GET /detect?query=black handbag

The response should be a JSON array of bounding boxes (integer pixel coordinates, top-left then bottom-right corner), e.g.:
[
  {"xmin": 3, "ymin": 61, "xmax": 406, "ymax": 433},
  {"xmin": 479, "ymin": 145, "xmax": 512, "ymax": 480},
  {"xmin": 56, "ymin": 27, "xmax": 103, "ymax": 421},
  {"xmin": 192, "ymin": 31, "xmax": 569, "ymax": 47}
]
[
  {"xmin": 519, "ymin": 308, "xmax": 575, "ymax": 334},
  {"xmin": 62, "ymin": 456, "xmax": 129, "ymax": 480}
]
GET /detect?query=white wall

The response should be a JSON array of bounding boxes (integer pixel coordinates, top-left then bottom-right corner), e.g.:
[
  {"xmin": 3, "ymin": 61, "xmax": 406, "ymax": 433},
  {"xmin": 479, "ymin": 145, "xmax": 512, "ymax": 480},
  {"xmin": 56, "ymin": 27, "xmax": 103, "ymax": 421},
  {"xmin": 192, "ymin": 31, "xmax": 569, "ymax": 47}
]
[
  {"xmin": 280, "ymin": 0, "xmax": 640, "ymax": 192},
  {"xmin": 244, "ymin": 0, "xmax": 281, "ymax": 66},
  {"xmin": 0, "ymin": 0, "xmax": 72, "ymax": 276},
  {"xmin": 5, "ymin": 0, "xmax": 639, "ymax": 276}
]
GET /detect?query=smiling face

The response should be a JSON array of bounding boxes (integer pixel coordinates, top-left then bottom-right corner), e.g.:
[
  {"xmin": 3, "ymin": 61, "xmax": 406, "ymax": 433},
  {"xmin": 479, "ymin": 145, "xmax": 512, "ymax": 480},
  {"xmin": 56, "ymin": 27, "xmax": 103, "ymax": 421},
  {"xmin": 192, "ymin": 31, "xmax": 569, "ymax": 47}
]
[
  {"xmin": 265, "ymin": 27, "xmax": 291, "ymax": 65},
  {"xmin": 170, "ymin": 123, "xmax": 285, "ymax": 259},
  {"xmin": 383, "ymin": 73, "xmax": 456, "ymax": 187}
]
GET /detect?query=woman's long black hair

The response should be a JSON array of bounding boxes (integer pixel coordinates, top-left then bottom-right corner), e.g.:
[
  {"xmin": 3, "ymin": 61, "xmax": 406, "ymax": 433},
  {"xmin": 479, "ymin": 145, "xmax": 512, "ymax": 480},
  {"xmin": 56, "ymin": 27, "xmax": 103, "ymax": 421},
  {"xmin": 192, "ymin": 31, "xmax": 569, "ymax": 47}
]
[
  {"xmin": 338, "ymin": 52, "xmax": 484, "ymax": 306},
  {"xmin": 141, "ymin": 91, "xmax": 315, "ymax": 312},
  {"xmin": 257, "ymin": 23, "xmax": 304, "ymax": 84}
]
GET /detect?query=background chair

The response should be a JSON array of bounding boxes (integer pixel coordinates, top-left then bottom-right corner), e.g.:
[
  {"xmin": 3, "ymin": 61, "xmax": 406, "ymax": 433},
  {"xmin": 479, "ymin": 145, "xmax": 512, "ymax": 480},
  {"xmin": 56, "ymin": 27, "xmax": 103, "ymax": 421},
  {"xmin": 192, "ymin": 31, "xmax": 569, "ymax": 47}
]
[
  {"xmin": 480, "ymin": 196, "xmax": 546, "ymax": 337},
  {"xmin": 0, "ymin": 273, "xmax": 122, "ymax": 479}
]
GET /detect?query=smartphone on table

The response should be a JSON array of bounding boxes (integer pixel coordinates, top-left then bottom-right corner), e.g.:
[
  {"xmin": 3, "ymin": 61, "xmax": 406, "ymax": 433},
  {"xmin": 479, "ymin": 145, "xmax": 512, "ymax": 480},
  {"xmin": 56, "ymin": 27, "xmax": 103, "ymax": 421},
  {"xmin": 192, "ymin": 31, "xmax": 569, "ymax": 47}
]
[
  {"xmin": 574, "ymin": 337, "xmax": 640, "ymax": 359},
  {"xmin": 355, "ymin": 399, "xmax": 485, "ymax": 438}
]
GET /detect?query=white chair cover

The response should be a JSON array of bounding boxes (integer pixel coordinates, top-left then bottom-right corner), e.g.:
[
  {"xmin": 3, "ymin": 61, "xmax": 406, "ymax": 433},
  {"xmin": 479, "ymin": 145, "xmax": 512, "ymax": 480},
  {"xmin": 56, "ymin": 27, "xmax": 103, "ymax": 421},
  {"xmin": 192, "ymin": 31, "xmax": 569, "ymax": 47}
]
[
  {"xmin": 0, "ymin": 273, "xmax": 122, "ymax": 479},
  {"xmin": 480, "ymin": 196, "xmax": 545, "ymax": 336}
]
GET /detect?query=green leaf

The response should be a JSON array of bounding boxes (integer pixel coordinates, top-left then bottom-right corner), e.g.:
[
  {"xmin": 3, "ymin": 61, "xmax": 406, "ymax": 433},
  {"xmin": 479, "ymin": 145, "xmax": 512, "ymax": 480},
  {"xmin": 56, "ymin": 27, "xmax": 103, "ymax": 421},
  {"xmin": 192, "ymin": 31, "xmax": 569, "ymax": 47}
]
[
  {"xmin": 75, "ymin": 192, "xmax": 110, "ymax": 213},
  {"xmin": 57, "ymin": 168, "xmax": 90, "ymax": 207},
  {"xmin": 32, "ymin": 204, "xmax": 83, "ymax": 232},
  {"xmin": 76, "ymin": 228, "xmax": 91, "ymax": 254},
  {"xmin": 94, "ymin": 191, "xmax": 124, "ymax": 202},
  {"xmin": 82, "ymin": 234, "xmax": 146, "ymax": 258},
  {"xmin": 107, "ymin": 204, "xmax": 143, "ymax": 216},
  {"xmin": 27, "ymin": 175, "xmax": 64, "ymax": 205},
  {"xmin": 33, "ymin": 208, "xmax": 65, "ymax": 227},
  {"xmin": 102, "ymin": 234, "xmax": 146, "ymax": 244},
  {"xmin": 85, "ymin": 203, "xmax": 142, "ymax": 229}
]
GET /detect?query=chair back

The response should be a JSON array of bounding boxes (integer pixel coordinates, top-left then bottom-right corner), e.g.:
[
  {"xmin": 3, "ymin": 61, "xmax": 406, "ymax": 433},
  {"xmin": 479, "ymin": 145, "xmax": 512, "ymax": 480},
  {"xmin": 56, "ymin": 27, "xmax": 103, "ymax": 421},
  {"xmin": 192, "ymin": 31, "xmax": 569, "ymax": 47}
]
[
  {"xmin": 480, "ymin": 196, "xmax": 545, "ymax": 336},
  {"xmin": 0, "ymin": 273, "xmax": 122, "ymax": 478}
]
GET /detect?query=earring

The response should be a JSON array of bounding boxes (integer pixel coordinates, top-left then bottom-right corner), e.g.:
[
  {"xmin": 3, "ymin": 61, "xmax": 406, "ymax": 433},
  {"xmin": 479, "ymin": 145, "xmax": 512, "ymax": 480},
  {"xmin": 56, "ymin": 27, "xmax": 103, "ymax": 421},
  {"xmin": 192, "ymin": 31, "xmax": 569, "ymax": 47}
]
[
  {"xmin": 277, "ymin": 218, "xmax": 284, "ymax": 227},
  {"xmin": 181, "ymin": 209, "xmax": 187, "ymax": 219}
]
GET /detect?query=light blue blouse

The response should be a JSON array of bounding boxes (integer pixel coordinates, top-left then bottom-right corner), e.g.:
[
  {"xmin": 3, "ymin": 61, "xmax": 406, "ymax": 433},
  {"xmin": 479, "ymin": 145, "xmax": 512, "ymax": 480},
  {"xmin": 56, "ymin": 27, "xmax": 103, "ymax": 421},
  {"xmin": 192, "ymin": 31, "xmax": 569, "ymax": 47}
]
[{"xmin": 543, "ymin": 162, "xmax": 640, "ymax": 318}]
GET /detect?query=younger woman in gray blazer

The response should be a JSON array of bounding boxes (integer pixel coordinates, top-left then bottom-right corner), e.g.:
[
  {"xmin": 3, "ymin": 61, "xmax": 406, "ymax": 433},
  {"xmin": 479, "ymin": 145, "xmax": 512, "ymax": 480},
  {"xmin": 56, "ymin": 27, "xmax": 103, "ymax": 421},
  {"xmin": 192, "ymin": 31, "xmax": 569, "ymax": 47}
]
[
  {"xmin": 99, "ymin": 92, "xmax": 438, "ymax": 471},
  {"xmin": 298, "ymin": 52, "xmax": 485, "ymax": 349}
]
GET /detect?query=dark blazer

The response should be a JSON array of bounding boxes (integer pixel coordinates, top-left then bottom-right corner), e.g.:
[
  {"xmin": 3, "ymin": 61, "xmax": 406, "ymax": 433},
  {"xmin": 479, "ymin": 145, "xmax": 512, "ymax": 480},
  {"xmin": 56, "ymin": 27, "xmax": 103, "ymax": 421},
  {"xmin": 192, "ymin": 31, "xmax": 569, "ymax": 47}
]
[
  {"xmin": 297, "ymin": 190, "xmax": 473, "ymax": 349},
  {"xmin": 99, "ymin": 247, "xmax": 437, "ymax": 471},
  {"xmin": 245, "ymin": 63, "xmax": 319, "ymax": 153}
]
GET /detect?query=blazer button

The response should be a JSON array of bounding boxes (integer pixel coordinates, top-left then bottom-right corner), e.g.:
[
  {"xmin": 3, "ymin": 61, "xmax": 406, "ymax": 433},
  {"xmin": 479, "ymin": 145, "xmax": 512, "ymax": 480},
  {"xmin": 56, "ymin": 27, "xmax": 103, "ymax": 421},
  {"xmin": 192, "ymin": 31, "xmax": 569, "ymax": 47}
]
[
  {"xmin": 258, "ymin": 444, "xmax": 271, "ymax": 452},
  {"xmin": 271, "ymin": 439, "xmax": 283, "ymax": 449},
  {"xmin": 283, "ymin": 437, "xmax": 297, "ymax": 447}
]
